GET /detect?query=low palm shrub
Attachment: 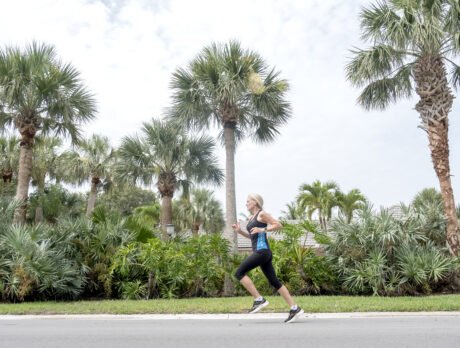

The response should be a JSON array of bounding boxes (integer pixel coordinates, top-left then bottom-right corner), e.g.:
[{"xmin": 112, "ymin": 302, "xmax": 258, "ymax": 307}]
[
  {"xmin": 327, "ymin": 203, "xmax": 459, "ymax": 295},
  {"xmin": 0, "ymin": 200, "xmax": 86, "ymax": 301},
  {"xmin": 0, "ymin": 204, "xmax": 144, "ymax": 302}
]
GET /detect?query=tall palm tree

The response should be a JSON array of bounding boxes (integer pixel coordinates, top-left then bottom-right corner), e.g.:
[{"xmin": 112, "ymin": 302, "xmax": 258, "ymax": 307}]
[
  {"xmin": 297, "ymin": 180, "xmax": 340, "ymax": 231},
  {"xmin": 336, "ymin": 188, "xmax": 367, "ymax": 224},
  {"xmin": 345, "ymin": 0, "xmax": 460, "ymax": 255},
  {"xmin": 174, "ymin": 188, "xmax": 225, "ymax": 235},
  {"xmin": 31, "ymin": 135, "xmax": 64, "ymax": 223},
  {"xmin": 168, "ymin": 40, "xmax": 291, "ymax": 255},
  {"xmin": 116, "ymin": 119, "xmax": 224, "ymax": 240},
  {"xmin": 0, "ymin": 42, "xmax": 96, "ymax": 223},
  {"xmin": 68, "ymin": 134, "xmax": 116, "ymax": 218},
  {"xmin": 0, "ymin": 134, "xmax": 19, "ymax": 184}
]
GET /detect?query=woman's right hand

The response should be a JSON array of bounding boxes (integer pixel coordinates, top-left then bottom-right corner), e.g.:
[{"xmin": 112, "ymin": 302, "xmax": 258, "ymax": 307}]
[{"xmin": 232, "ymin": 221, "xmax": 241, "ymax": 233}]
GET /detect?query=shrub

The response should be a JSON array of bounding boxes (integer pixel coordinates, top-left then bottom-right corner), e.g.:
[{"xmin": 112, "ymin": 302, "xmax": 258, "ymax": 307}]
[
  {"xmin": 27, "ymin": 184, "xmax": 86, "ymax": 222},
  {"xmin": 110, "ymin": 234, "xmax": 230, "ymax": 299},
  {"xmin": 327, "ymin": 203, "xmax": 458, "ymax": 295},
  {"xmin": 0, "ymin": 223, "xmax": 86, "ymax": 302}
]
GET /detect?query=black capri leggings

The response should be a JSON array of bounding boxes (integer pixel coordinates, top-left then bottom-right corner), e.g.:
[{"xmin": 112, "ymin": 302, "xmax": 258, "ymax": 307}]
[{"xmin": 234, "ymin": 249, "xmax": 283, "ymax": 290}]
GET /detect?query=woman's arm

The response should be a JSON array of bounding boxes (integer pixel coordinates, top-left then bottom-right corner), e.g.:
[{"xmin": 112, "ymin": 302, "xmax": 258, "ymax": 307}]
[
  {"xmin": 255, "ymin": 211, "xmax": 282, "ymax": 232},
  {"xmin": 232, "ymin": 221, "xmax": 250, "ymax": 238},
  {"xmin": 238, "ymin": 229, "xmax": 251, "ymax": 239}
]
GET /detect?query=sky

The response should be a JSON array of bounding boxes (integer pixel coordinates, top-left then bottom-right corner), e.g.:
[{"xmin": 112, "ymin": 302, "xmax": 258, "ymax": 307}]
[{"xmin": 1, "ymin": 0, "xmax": 459, "ymax": 219}]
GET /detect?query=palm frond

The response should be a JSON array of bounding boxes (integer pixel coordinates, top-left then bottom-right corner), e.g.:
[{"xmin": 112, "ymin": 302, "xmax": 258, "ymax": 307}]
[
  {"xmin": 346, "ymin": 44, "xmax": 407, "ymax": 87},
  {"xmin": 360, "ymin": 1, "xmax": 408, "ymax": 47},
  {"xmin": 357, "ymin": 63, "xmax": 414, "ymax": 110},
  {"xmin": 449, "ymin": 62, "xmax": 460, "ymax": 90}
]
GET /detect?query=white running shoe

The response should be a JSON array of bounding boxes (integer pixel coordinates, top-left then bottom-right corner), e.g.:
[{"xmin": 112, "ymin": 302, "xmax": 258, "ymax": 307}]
[{"xmin": 248, "ymin": 298, "xmax": 269, "ymax": 314}]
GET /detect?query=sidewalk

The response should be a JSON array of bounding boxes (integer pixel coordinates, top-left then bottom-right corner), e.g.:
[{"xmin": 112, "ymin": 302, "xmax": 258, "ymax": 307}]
[{"xmin": 2, "ymin": 311, "xmax": 460, "ymax": 320}]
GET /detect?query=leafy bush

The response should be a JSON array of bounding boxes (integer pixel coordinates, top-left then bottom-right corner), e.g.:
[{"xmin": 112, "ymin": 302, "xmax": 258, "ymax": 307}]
[
  {"xmin": 0, "ymin": 202, "xmax": 164, "ymax": 302},
  {"xmin": 0, "ymin": 222, "xmax": 86, "ymax": 302},
  {"xmin": 271, "ymin": 220, "xmax": 336, "ymax": 295},
  {"xmin": 110, "ymin": 234, "xmax": 230, "ymax": 299},
  {"xmin": 327, "ymin": 203, "xmax": 458, "ymax": 295},
  {"xmin": 1, "ymin": 198, "xmax": 85, "ymax": 302},
  {"xmin": 60, "ymin": 208, "xmax": 141, "ymax": 298}
]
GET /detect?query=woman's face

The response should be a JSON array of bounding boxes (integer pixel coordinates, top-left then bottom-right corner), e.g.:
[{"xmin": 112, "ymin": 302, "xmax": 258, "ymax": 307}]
[{"xmin": 246, "ymin": 197, "xmax": 258, "ymax": 211}]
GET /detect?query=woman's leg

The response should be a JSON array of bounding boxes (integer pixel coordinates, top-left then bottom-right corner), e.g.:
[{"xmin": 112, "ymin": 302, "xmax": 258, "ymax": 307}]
[
  {"xmin": 260, "ymin": 254, "xmax": 295, "ymax": 307},
  {"xmin": 260, "ymin": 253, "xmax": 304, "ymax": 322},
  {"xmin": 239, "ymin": 275, "xmax": 261, "ymax": 298},
  {"xmin": 235, "ymin": 251, "xmax": 268, "ymax": 298},
  {"xmin": 277, "ymin": 285, "xmax": 295, "ymax": 307}
]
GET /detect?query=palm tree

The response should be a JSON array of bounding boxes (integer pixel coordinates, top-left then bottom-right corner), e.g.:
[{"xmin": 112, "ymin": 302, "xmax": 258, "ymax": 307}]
[
  {"xmin": 0, "ymin": 134, "xmax": 19, "ymax": 186},
  {"xmin": 174, "ymin": 188, "xmax": 225, "ymax": 235},
  {"xmin": 168, "ymin": 40, "xmax": 291, "ymax": 255},
  {"xmin": 68, "ymin": 134, "xmax": 116, "ymax": 218},
  {"xmin": 116, "ymin": 119, "xmax": 224, "ymax": 240},
  {"xmin": 280, "ymin": 200, "xmax": 307, "ymax": 221},
  {"xmin": 0, "ymin": 42, "xmax": 96, "ymax": 223},
  {"xmin": 345, "ymin": 0, "xmax": 460, "ymax": 255},
  {"xmin": 336, "ymin": 189, "xmax": 367, "ymax": 224},
  {"xmin": 132, "ymin": 203, "xmax": 161, "ymax": 228},
  {"xmin": 31, "ymin": 135, "xmax": 64, "ymax": 223},
  {"xmin": 412, "ymin": 188, "xmax": 443, "ymax": 210},
  {"xmin": 297, "ymin": 180, "xmax": 340, "ymax": 231}
]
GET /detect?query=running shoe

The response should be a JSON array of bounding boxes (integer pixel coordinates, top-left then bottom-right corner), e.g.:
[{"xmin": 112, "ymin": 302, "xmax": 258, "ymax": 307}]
[
  {"xmin": 248, "ymin": 298, "xmax": 269, "ymax": 314},
  {"xmin": 284, "ymin": 307, "xmax": 304, "ymax": 323}
]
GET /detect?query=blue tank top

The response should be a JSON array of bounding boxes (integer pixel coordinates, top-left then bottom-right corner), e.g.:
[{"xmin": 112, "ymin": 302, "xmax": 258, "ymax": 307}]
[{"xmin": 246, "ymin": 210, "xmax": 269, "ymax": 251}]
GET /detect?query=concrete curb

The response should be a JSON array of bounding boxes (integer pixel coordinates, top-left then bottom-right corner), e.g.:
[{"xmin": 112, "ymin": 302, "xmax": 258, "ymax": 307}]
[{"xmin": 1, "ymin": 312, "xmax": 460, "ymax": 320}]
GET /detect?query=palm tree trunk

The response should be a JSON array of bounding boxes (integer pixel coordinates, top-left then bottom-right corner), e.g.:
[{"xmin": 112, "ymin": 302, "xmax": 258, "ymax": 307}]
[
  {"xmin": 223, "ymin": 123, "xmax": 238, "ymax": 252},
  {"xmin": 147, "ymin": 270, "xmax": 155, "ymax": 299},
  {"xmin": 223, "ymin": 122, "xmax": 237, "ymax": 296},
  {"xmin": 428, "ymin": 121, "xmax": 459, "ymax": 256},
  {"xmin": 86, "ymin": 176, "xmax": 100, "ymax": 218},
  {"xmin": 346, "ymin": 211, "xmax": 352, "ymax": 224},
  {"xmin": 192, "ymin": 221, "xmax": 200, "ymax": 236},
  {"xmin": 158, "ymin": 173, "xmax": 176, "ymax": 241},
  {"xmin": 161, "ymin": 195, "xmax": 172, "ymax": 241},
  {"xmin": 2, "ymin": 169, "xmax": 13, "ymax": 183},
  {"xmin": 1, "ymin": 169, "xmax": 14, "ymax": 197},
  {"xmin": 35, "ymin": 206, "xmax": 43, "ymax": 224},
  {"xmin": 318, "ymin": 209, "xmax": 326, "ymax": 231},
  {"xmin": 14, "ymin": 137, "xmax": 34, "ymax": 224},
  {"xmin": 35, "ymin": 175, "xmax": 45, "ymax": 224},
  {"xmin": 414, "ymin": 55, "xmax": 460, "ymax": 256}
]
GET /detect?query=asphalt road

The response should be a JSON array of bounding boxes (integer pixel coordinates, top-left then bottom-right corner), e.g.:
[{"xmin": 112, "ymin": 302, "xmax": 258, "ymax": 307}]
[{"xmin": 1, "ymin": 315, "xmax": 460, "ymax": 348}]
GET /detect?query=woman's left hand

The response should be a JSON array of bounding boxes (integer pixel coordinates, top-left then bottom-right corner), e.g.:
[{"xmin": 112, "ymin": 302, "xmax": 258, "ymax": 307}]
[{"xmin": 250, "ymin": 227, "xmax": 265, "ymax": 234}]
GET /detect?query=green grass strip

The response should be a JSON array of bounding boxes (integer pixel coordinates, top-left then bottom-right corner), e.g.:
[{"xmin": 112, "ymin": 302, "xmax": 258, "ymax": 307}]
[{"xmin": 1, "ymin": 295, "xmax": 460, "ymax": 315}]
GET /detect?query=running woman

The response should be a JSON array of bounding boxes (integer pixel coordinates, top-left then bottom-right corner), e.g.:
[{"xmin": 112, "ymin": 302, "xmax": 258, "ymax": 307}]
[{"xmin": 232, "ymin": 193, "xmax": 304, "ymax": 323}]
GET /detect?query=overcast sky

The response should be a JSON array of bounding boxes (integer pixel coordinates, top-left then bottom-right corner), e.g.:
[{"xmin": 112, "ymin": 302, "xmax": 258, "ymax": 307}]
[{"xmin": 1, "ymin": 0, "xmax": 459, "ymax": 219}]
